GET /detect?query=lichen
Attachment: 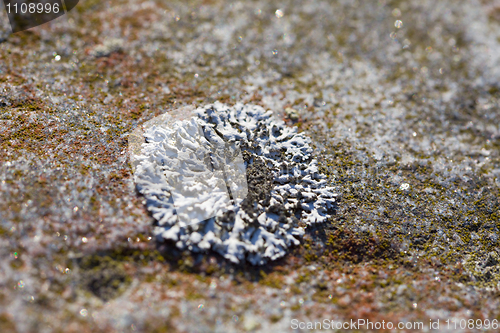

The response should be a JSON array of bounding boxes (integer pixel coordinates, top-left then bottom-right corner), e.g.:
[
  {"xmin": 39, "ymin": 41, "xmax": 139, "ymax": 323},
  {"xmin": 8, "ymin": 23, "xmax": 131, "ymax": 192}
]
[{"xmin": 132, "ymin": 102, "xmax": 338, "ymax": 264}]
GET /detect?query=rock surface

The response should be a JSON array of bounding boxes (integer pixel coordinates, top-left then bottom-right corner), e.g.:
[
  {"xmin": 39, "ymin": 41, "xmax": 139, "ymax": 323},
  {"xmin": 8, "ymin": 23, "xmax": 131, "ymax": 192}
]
[{"xmin": 0, "ymin": 0, "xmax": 500, "ymax": 332}]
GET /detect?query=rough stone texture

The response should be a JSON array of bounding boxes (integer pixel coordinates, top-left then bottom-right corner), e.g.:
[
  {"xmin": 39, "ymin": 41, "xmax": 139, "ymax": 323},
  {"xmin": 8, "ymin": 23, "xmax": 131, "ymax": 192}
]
[{"xmin": 0, "ymin": 0, "xmax": 500, "ymax": 332}]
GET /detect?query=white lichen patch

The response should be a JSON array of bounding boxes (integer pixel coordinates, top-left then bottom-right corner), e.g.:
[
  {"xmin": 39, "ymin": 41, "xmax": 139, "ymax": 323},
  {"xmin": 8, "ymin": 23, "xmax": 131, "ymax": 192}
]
[{"xmin": 131, "ymin": 103, "xmax": 337, "ymax": 265}]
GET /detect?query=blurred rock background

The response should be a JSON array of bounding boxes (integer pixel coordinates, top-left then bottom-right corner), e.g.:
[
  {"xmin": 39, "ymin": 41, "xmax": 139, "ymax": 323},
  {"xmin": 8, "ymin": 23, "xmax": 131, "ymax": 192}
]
[{"xmin": 0, "ymin": 0, "xmax": 500, "ymax": 332}]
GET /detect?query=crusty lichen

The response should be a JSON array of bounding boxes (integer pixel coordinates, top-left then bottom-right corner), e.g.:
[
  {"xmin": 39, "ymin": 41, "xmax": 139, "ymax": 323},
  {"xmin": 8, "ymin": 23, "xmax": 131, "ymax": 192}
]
[{"xmin": 132, "ymin": 103, "xmax": 338, "ymax": 264}]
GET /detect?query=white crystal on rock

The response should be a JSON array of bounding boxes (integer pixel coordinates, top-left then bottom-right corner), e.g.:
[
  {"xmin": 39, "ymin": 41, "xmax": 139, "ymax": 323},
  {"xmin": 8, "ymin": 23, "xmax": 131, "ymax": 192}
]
[{"xmin": 130, "ymin": 102, "xmax": 337, "ymax": 265}]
